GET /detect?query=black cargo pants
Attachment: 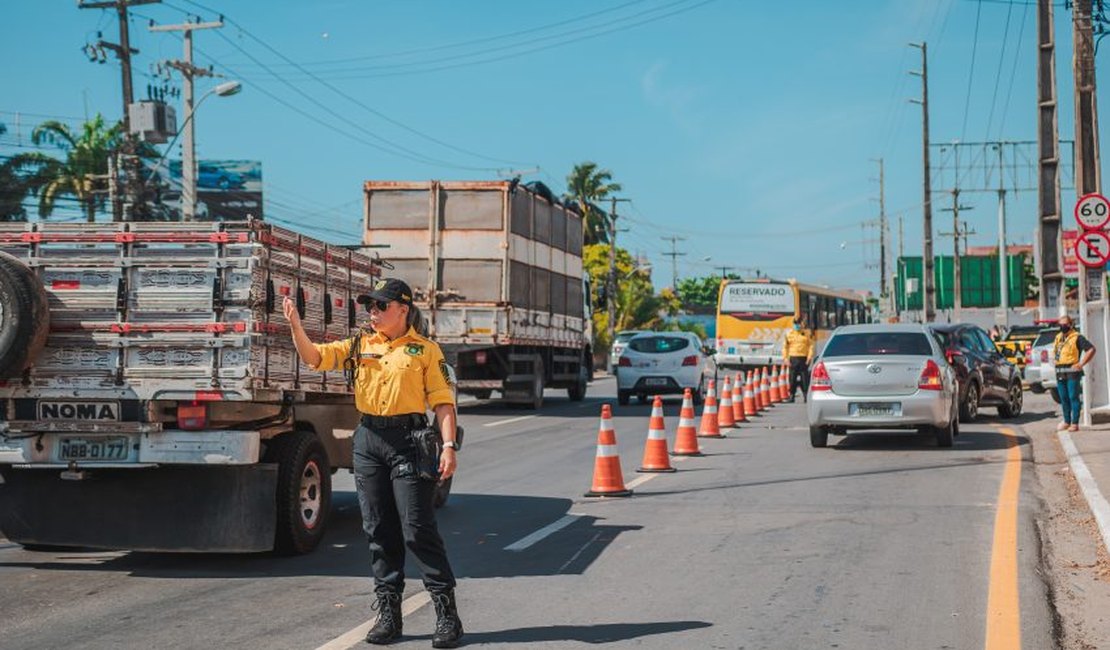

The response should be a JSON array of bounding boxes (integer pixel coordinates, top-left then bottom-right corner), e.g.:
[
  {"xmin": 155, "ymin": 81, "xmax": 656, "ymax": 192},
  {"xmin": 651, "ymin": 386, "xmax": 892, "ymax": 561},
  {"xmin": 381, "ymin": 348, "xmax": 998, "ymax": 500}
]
[
  {"xmin": 789, "ymin": 356, "xmax": 809, "ymax": 400},
  {"xmin": 353, "ymin": 416, "xmax": 456, "ymax": 596}
]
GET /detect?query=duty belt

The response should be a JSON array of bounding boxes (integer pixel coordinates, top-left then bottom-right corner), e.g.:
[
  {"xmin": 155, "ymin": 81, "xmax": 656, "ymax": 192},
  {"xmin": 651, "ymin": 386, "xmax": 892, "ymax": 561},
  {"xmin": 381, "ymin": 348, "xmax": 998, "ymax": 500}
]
[{"xmin": 360, "ymin": 413, "xmax": 427, "ymax": 430}]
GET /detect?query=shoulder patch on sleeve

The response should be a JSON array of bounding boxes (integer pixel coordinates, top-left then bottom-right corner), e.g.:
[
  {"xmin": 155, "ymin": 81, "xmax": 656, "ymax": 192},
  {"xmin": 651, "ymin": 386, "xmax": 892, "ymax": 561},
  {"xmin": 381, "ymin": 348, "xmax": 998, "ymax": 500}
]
[{"xmin": 439, "ymin": 359, "xmax": 453, "ymax": 385}]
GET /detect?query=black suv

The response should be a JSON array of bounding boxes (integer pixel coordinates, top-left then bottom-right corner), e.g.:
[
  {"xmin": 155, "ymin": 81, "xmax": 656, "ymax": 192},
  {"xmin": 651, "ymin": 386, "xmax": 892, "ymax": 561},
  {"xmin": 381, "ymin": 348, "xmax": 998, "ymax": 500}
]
[{"xmin": 929, "ymin": 323, "xmax": 1023, "ymax": 422}]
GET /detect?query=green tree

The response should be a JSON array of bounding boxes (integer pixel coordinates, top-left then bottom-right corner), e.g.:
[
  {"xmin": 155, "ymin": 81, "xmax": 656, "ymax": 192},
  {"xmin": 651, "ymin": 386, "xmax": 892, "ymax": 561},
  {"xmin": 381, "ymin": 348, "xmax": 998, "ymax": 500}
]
[
  {"xmin": 565, "ymin": 162, "xmax": 622, "ymax": 246},
  {"xmin": 0, "ymin": 124, "xmax": 28, "ymax": 221},
  {"xmin": 676, "ymin": 275, "xmax": 737, "ymax": 311},
  {"xmin": 6, "ymin": 114, "xmax": 121, "ymax": 223},
  {"xmin": 584, "ymin": 243, "xmax": 670, "ymax": 349}
]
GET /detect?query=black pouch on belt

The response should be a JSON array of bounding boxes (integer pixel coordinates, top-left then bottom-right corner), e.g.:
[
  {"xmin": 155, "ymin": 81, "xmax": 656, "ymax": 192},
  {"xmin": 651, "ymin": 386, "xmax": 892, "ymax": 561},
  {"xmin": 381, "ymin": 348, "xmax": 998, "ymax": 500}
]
[{"xmin": 409, "ymin": 425, "xmax": 442, "ymax": 481}]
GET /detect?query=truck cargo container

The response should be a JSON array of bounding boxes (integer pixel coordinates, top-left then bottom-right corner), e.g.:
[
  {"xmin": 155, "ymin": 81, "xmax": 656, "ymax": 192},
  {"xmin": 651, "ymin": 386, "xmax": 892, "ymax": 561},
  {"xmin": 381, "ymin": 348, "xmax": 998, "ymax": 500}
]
[{"xmin": 363, "ymin": 180, "xmax": 592, "ymax": 408}]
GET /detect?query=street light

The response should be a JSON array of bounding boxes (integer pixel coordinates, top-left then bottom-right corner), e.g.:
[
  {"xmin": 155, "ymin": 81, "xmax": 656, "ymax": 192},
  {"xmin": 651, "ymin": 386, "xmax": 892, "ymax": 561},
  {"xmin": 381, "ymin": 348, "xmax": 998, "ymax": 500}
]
[{"xmin": 144, "ymin": 80, "xmax": 242, "ymax": 219}]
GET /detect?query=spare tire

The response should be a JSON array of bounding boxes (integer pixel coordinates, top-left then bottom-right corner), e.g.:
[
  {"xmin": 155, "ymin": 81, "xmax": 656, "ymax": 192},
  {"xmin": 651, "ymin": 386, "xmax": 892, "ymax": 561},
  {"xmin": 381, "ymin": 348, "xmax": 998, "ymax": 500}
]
[{"xmin": 0, "ymin": 251, "xmax": 49, "ymax": 378}]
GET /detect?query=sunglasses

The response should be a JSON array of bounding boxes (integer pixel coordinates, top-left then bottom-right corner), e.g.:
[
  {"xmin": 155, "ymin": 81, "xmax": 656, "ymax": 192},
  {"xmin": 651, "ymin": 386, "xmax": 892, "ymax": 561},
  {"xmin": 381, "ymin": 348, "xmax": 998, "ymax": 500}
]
[{"xmin": 365, "ymin": 299, "xmax": 392, "ymax": 313}]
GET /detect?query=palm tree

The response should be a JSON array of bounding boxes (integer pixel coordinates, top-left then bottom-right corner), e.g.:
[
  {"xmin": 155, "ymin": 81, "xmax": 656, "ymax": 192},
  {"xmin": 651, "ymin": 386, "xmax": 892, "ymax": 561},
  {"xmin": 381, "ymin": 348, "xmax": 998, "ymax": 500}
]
[
  {"xmin": 0, "ymin": 124, "xmax": 28, "ymax": 221},
  {"xmin": 7, "ymin": 114, "xmax": 121, "ymax": 223},
  {"xmin": 565, "ymin": 162, "xmax": 622, "ymax": 246}
]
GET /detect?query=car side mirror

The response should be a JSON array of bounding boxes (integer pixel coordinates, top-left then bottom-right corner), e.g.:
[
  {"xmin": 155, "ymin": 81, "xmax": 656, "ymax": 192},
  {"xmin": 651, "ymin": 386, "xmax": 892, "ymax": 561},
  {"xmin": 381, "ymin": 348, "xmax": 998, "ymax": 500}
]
[{"xmin": 702, "ymin": 346, "xmax": 717, "ymax": 356}]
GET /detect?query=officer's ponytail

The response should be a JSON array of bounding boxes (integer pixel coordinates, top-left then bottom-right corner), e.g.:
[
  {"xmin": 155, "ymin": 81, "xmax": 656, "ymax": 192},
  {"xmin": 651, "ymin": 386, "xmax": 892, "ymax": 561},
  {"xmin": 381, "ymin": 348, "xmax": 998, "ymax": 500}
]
[{"xmin": 407, "ymin": 304, "xmax": 429, "ymax": 337}]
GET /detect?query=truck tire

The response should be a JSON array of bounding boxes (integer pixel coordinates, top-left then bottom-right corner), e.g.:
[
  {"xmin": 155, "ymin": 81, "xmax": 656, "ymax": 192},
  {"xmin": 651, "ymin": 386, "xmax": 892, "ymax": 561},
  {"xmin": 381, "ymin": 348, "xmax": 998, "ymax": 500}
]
[
  {"xmin": 567, "ymin": 364, "xmax": 588, "ymax": 401},
  {"xmin": 529, "ymin": 356, "xmax": 545, "ymax": 410},
  {"xmin": 0, "ymin": 251, "xmax": 50, "ymax": 378},
  {"xmin": 267, "ymin": 430, "xmax": 331, "ymax": 555}
]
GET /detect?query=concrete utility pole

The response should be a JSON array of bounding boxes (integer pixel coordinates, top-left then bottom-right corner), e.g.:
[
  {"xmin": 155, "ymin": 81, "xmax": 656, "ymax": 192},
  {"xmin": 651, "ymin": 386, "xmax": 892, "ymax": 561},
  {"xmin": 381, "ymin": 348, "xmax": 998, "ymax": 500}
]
[
  {"xmin": 871, "ymin": 157, "xmax": 888, "ymax": 305},
  {"xmin": 79, "ymin": 0, "xmax": 161, "ymax": 222},
  {"xmin": 1037, "ymin": 0, "xmax": 1065, "ymax": 318},
  {"xmin": 1072, "ymin": 0, "xmax": 1106, "ymax": 425},
  {"xmin": 940, "ymin": 191, "xmax": 974, "ymax": 319},
  {"xmin": 910, "ymin": 42, "xmax": 935, "ymax": 322},
  {"xmin": 150, "ymin": 18, "xmax": 224, "ymax": 221},
  {"xmin": 606, "ymin": 196, "xmax": 631, "ymax": 364},
  {"xmin": 996, "ymin": 143, "xmax": 1010, "ymax": 326},
  {"xmin": 660, "ymin": 236, "xmax": 687, "ymax": 289}
]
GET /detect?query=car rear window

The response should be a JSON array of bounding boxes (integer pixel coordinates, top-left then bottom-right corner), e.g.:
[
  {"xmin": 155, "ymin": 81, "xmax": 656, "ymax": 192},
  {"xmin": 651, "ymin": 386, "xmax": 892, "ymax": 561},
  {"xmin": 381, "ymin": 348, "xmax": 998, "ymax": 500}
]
[
  {"xmin": 822, "ymin": 332, "xmax": 933, "ymax": 357},
  {"xmin": 1032, "ymin": 328, "xmax": 1059, "ymax": 347},
  {"xmin": 628, "ymin": 336, "xmax": 690, "ymax": 353}
]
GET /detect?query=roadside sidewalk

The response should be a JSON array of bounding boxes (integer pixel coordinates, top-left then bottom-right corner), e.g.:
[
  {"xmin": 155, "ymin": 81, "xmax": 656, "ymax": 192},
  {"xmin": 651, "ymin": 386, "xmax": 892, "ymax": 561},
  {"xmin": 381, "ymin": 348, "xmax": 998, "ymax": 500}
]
[{"xmin": 1022, "ymin": 392, "xmax": 1110, "ymax": 649}]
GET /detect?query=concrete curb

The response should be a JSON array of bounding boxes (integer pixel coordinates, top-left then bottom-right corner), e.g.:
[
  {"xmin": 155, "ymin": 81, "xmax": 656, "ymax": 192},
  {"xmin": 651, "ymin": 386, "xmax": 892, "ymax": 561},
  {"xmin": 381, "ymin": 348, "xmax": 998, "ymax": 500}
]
[{"xmin": 1058, "ymin": 430, "xmax": 1110, "ymax": 554}]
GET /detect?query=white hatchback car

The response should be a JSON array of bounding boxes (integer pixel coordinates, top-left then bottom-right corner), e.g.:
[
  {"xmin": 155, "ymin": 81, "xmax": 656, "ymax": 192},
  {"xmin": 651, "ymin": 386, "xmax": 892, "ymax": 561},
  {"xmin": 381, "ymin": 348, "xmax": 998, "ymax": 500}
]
[{"xmin": 615, "ymin": 332, "xmax": 717, "ymax": 405}]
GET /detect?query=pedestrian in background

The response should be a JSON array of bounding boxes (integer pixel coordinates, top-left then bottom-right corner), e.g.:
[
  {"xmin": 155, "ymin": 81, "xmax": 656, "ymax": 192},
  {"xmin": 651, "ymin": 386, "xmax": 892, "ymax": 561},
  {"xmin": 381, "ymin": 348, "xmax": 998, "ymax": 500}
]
[
  {"xmin": 783, "ymin": 317, "xmax": 815, "ymax": 402},
  {"xmin": 285, "ymin": 278, "xmax": 464, "ymax": 648},
  {"xmin": 1054, "ymin": 314, "xmax": 1097, "ymax": 433}
]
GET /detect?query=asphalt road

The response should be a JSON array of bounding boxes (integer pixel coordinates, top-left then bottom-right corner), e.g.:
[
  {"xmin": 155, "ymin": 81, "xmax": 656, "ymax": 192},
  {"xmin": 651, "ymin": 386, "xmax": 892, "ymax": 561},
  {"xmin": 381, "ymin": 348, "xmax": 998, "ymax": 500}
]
[{"xmin": 0, "ymin": 377, "xmax": 1057, "ymax": 649}]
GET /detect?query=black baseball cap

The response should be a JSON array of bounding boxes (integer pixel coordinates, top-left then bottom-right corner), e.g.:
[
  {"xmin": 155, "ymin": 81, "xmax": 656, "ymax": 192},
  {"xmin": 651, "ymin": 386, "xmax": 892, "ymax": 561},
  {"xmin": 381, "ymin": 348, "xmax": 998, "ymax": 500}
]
[{"xmin": 357, "ymin": 278, "xmax": 414, "ymax": 307}]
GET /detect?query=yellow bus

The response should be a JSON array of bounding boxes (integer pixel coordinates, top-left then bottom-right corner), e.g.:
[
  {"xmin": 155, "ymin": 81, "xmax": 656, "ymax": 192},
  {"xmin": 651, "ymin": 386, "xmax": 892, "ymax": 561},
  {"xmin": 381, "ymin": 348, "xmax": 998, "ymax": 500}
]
[{"xmin": 714, "ymin": 279, "xmax": 869, "ymax": 369}]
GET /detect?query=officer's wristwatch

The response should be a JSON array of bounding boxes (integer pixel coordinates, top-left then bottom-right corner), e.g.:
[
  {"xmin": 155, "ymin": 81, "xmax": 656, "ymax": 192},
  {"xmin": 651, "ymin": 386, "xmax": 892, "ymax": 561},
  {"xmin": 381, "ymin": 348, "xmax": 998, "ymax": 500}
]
[{"xmin": 442, "ymin": 441, "xmax": 459, "ymax": 450}]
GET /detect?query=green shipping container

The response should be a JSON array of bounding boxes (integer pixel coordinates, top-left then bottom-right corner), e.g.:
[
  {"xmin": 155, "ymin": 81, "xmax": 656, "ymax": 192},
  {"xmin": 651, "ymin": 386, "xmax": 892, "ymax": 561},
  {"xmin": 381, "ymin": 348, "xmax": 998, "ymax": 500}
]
[{"xmin": 894, "ymin": 255, "xmax": 1026, "ymax": 311}]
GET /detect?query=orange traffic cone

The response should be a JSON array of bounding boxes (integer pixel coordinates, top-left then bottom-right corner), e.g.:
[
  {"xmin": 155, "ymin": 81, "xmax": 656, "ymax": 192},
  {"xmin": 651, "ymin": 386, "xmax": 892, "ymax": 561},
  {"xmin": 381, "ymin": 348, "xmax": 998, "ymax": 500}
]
[
  {"xmin": 695, "ymin": 381, "xmax": 720, "ymax": 440},
  {"xmin": 717, "ymin": 374, "xmax": 736, "ymax": 429},
  {"xmin": 772, "ymin": 365, "xmax": 784, "ymax": 403},
  {"xmin": 759, "ymin": 366, "xmax": 768, "ymax": 408},
  {"xmin": 731, "ymin": 373, "xmax": 746, "ymax": 423},
  {"xmin": 781, "ymin": 365, "xmax": 791, "ymax": 402},
  {"xmin": 584, "ymin": 404, "xmax": 633, "ymax": 497},
  {"xmin": 743, "ymin": 371, "xmax": 758, "ymax": 418},
  {"xmin": 670, "ymin": 383, "xmax": 705, "ymax": 450},
  {"xmin": 638, "ymin": 396, "xmax": 676, "ymax": 473}
]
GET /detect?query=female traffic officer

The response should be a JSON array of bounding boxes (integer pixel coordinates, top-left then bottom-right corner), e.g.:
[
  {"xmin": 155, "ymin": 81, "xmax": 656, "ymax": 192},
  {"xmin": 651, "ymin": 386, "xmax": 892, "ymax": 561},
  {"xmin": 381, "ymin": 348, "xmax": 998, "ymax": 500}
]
[
  {"xmin": 284, "ymin": 278, "xmax": 463, "ymax": 648},
  {"xmin": 1054, "ymin": 314, "xmax": 1097, "ymax": 433}
]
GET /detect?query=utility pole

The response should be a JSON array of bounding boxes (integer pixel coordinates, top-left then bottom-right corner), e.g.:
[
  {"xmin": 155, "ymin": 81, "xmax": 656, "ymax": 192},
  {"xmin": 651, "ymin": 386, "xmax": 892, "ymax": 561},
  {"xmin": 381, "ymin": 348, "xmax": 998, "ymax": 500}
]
[
  {"xmin": 1037, "ymin": 0, "xmax": 1065, "ymax": 318},
  {"xmin": 716, "ymin": 265, "xmax": 733, "ymax": 279},
  {"xmin": 872, "ymin": 157, "xmax": 888, "ymax": 308},
  {"xmin": 150, "ymin": 18, "xmax": 224, "ymax": 221},
  {"xmin": 1073, "ymin": 0, "xmax": 1105, "ymax": 426},
  {"xmin": 660, "ymin": 236, "xmax": 687, "ymax": 289},
  {"xmin": 79, "ymin": 1, "xmax": 160, "ymax": 222},
  {"xmin": 940, "ymin": 192, "xmax": 974, "ymax": 320},
  {"xmin": 996, "ymin": 143, "xmax": 1010, "ymax": 326},
  {"xmin": 910, "ymin": 42, "xmax": 935, "ymax": 322},
  {"xmin": 606, "ymin": 196, "xmax": 631, "ymax": 365}
]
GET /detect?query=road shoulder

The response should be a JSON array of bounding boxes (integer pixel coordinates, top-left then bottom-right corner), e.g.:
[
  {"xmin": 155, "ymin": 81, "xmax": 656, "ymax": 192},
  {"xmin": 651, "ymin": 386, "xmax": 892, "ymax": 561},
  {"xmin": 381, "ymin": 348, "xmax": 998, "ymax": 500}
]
[{"xmin": 1023, "ymin": 394, "xmax": 1110, "ymax": 649}]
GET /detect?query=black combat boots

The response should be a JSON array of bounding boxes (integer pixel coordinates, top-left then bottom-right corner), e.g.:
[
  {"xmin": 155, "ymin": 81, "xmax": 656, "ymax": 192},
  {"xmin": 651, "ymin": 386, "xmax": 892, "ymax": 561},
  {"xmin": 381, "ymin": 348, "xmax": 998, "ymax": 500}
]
[
  {"xmin": 365, "ymin": 591, "xmax": 403, "ymax": 645},
  {"xmin": 430, "ymin": 591, "xmax": 463, "ymax": 648}
]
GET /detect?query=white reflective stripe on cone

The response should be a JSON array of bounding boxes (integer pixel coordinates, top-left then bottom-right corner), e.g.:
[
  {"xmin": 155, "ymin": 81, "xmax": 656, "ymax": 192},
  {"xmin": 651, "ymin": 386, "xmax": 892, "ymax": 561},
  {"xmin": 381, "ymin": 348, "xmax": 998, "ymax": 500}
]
[
  {"xmin": 596, "ymin": 444, "xmax": 619, "ymax": 457},
  {"xmin": 679, "ymin": 417, "xmax": 695, "ymax": 428},
  {"xmin": 647, "ymin": 428, "xmax": 666, "ymax": 440},
  {"xmin": 600, "ymin": 419, "xmax": 615, "ymax": 431}
]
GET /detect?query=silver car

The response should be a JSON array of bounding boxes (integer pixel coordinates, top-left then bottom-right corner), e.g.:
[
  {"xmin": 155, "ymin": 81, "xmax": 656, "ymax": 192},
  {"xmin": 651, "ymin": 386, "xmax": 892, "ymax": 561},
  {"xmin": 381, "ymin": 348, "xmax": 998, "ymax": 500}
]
[
  {"xmin": 807, "ymin": 324, "xmax": 959, "ymax": 448},
  {"xmin": 1024, "ymin": 326, "xmax": 1059, "ymax": 396}
]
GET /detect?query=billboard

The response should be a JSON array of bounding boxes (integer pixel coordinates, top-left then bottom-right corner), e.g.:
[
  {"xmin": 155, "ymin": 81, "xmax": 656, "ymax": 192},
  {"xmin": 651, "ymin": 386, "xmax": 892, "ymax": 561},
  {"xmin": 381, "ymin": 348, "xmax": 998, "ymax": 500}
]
[{"xmin": 146, "ymin": 159, "xmax": 263, "ymax": 221}]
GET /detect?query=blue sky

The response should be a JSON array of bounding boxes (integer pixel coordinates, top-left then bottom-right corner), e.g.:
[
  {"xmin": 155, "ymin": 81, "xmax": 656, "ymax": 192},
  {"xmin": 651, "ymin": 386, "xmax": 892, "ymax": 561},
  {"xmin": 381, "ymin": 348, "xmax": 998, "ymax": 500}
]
[{"xmin": 2, "ymin": 0, "xmax": 1106, "ymax": 295}]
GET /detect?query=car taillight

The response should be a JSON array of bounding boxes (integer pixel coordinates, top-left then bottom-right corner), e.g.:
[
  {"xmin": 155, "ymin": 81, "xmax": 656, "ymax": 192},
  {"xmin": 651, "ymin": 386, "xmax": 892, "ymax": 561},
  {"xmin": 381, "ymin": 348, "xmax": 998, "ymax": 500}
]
[
  {"xmin": 177, "ymin": 401, "xmax": 208, "ymax": 430},
  {"xmin": 918, "ymin": 359, "xmax": 943, "ymax": 391},
  {"xmin": 1040, "ymin": 350, "xmax": 1049, "ymax": 363},
  {"xmin": 810, "ymin": 362, "xmax": 831, "ymax": 391},
  {"xmin": 944, "ymin": 349, "xmax": 963, "ymax": 365},
  {"xmin": 618, "ymin": 356, "xmax": 631, "ymax": 367},
  {"xmin": 716, "ymin": 338, "xmax": 723, "ymax": 350},
  {"xmin": 682, "ymin": 355, "xmax": 698, "ymax": 366},
  {"xmin": 1025, "ymin": 347, "xmax": 1033, "ymax": 363}
]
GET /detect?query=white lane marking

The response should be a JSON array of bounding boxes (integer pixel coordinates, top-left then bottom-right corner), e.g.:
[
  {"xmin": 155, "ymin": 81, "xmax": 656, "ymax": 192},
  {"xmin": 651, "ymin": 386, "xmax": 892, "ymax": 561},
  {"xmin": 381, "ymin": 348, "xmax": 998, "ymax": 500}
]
[
  {"xmin": 483, "ymin": 415, "xmax": 537, "ymax": 428},
  {"xmin": 559, "ymin": 531, "xmax": 603, "ymax": 573},
  {"xmin": 504, "ymin": 514, "xmax": 583, "ymax": 551},
  {"xmin": 1059, "ymin": 431, "xmax": 1110, "ymax": 555},
  {"xmin": 314, "ymin": 591, "xmax": 431, "ymax": 650},
  {"xmin": 624, "ymin": 455, "xmax": 690, "ymax": 490}
]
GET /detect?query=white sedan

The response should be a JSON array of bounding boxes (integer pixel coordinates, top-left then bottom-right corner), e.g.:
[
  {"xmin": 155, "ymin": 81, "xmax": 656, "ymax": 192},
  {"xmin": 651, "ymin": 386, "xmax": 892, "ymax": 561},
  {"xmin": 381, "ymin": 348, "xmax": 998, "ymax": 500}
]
[{"xmin": 615, "ymin": 332, "xmax": 717, "ymax": 405}]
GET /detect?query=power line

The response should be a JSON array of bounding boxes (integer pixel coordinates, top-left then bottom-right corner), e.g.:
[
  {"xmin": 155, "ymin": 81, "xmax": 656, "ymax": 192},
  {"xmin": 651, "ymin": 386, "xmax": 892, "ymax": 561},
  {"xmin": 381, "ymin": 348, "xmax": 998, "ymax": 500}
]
[
  {"xmin": 983, "ymin": 0, "xmax": 1014, "ymax": 139},
  {"xmin": 204, "ymin": 0, "xmax": 656, "ymax": 69},
  {"xmin": 960, "ymin": 0, "xmax": 984, "ymax": 142},
  {"xmin": 995, "ymin": 2, "xmax": 1030, "ymax": 139}
]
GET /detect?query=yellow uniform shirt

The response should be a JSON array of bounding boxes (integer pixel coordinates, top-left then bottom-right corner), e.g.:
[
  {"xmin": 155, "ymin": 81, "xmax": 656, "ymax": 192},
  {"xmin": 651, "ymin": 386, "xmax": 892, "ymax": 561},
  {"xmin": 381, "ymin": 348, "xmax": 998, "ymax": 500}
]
[
  {"xmin": 311, "ymin": 327, "xmax": 455, "ymax": 415},
  {"xmin": 783, "ymin": 329, "xmax": 814, "ymax": 361}
]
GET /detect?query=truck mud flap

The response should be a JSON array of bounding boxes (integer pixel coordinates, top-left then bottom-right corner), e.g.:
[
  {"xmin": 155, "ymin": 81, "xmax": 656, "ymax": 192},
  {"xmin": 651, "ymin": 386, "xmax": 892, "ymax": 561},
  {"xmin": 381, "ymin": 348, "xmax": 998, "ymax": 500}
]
[{"xmin": 0, "ymin": 465, "xmax": 278, "ymax": 553}]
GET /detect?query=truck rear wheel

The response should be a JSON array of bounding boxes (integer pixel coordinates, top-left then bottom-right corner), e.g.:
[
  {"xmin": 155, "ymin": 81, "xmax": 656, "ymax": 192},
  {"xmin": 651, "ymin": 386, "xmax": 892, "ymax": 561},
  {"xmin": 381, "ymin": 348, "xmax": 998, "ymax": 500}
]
[
  {"xmin": 567, "ymin": 364, "xmax": 588, "ymax": 401},
  {"xmin": 530, "ymin": 357, "xmax": 545, "ymax": 410},
  {"xmin": 0, "ymin": 251, "xmax": 50, "ymax": 378},
  {"xmin": 267, "ymin": 430, "xmax": 331, "ymax": 555}
]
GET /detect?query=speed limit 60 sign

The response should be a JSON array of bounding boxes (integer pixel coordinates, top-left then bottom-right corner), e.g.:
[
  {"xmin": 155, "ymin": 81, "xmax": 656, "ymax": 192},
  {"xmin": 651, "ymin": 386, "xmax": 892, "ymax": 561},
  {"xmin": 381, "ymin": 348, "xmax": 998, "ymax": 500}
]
[{"xmin": 1075, "ymin": 193, "xmax": 1110, "ymax": 230}]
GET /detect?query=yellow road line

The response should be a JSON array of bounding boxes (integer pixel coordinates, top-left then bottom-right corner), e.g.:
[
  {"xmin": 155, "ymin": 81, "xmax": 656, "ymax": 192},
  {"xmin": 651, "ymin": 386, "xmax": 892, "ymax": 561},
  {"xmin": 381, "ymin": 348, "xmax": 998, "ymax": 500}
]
[{"xmin": 985, "ymin": 426, "xmax": 1022, "ymax": 650}]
